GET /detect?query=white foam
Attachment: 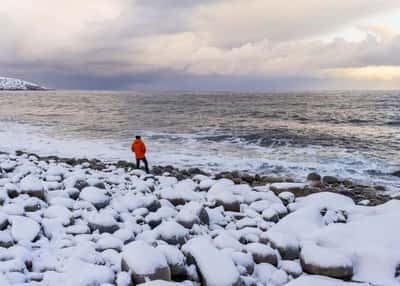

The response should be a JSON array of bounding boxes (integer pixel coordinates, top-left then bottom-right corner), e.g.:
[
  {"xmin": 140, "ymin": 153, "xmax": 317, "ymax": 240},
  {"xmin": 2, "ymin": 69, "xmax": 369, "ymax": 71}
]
[{"xmin": 0, "ymin": 121, "xmax": 398, "ymax": 192}]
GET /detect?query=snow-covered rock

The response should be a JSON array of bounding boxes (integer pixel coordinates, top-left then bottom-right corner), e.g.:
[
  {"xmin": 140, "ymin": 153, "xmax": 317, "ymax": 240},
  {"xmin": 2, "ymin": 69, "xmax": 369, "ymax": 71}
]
[
  {"xmin": 0, "ymin": 77, "xmax": 46, "ymax": 90},
  {"xmin": 122, "ymin": 241, "xmax": 171, "ymax": 284},
  {"xmin": 182, "ymin": 237, "xmax": 241, "ymax": 286}
]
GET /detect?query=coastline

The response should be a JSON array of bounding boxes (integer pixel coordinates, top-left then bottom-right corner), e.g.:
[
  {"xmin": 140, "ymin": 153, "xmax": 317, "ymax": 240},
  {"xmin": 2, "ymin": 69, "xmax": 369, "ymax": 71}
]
[
  {"xmin": 1, "ymin": 148, "xmax": 400, "ymax": 285},
  {"xmin": 5, "ymin": 149, "xmax": 394, "ymax": 206}
]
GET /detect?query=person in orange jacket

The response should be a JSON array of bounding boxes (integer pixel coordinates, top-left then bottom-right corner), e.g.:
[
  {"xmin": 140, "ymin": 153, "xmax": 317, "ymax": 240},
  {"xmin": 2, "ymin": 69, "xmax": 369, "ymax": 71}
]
[{"xmin": 131, "ymin": 136, "xmax": 149, "ymax": 173}]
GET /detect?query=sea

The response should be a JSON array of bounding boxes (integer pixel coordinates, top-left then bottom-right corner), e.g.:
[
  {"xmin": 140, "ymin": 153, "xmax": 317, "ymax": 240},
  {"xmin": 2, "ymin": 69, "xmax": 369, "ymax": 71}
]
[{"xmin": 0, "ymin": 90, "xmax": 399, "ymax": 191}]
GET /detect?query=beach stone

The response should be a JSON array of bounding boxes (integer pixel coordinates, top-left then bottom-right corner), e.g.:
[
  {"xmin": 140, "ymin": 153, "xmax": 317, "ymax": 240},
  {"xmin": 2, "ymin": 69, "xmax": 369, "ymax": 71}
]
[
  {"xmin": 73, "ymin": 179, "xmax": 89, "ymax": 191},
  {"xmin": 7, "ymin": 188, "xmax": 19, "ymax": 199},
  {"xmin": 262, "ymin": 231, "xmax": 300, "ymax": 260},
  {"xmin": 322, "ymin": 176, "xmax": 339, "ymax": 185},
  {"xmin": 278, "ymin": 192, "xmax": 295, "ymax": 206},
  {"xmin": 0, "ymin": 161, "xmax": 17, "ymax": 172},
  {"xmin": 176, "ymin": 202, "xmax": 209, "ymax": 228},
  {"xmin": 155, "ymin": 221, "xmax": 189, "ymax": 245},
  {"xmin": 280, "ymin": 260, "xmax": 303, "ymax": 278},
  {"xmin": 88, "ymin": 213, "xmax": 119, "ymax": 234},
  {"xmin": 11, "ymin": 216, "xmax": 40, "ymax": 242},
  {"xmin": 307, "ymin": 172, "xmax": 321, "ymax": 181},
  {"xmin": 79, "ymin": 187, "xmax": 110, "ymax": 209},
  {"xmin": 0, "ymin": 214, "xmax": 8, "ymax": 230},
  {"xmin": 24, "ymin": 199, "xmax": 42, "ymax": 212},
  {"xmin": 20, "ymin": 175, "xmax": 46, "ymax": 201},
  {"xmin": 270, "ymin": 183, "xmax": 306, "ymax": 196},
  {"xmin": 0, "ymin": 231, "xmax": 14, "ymax": 248},
  {"xmin": 182, "ymin": 237, "xmax": 242, "ymax": 286},
  {"xmin": 157, "ymin": 244, "xmax": 187, "ymax": 279},
  {"xmin": 245, "ymin": 243, "xmax": 278, "ymax": 266},
  {"xmin": 216, "ymin": 200, "xmax": 241, "ymax": 212},
  {"xmin": 300, "ymin": 244, "xmax": 353, "ymax": 279},
  {"xmin": 122, "ymin": 241, "xmax": 171, "ymax": 284}
]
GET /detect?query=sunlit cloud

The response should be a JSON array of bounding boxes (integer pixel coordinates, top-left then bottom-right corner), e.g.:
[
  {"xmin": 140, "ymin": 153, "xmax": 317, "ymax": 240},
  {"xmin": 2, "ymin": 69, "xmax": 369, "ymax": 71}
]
[
  {"xmin": 1, "ymin": 0, "xmax": 400, "ymax": 89},
  {"xmin": 328, "ymin": 65, "xmax": 400, "ymax": 81}
]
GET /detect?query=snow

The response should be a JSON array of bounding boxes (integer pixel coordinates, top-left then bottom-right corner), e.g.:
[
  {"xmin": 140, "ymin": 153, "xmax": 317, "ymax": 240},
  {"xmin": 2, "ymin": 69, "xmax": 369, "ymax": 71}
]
[
  {"xmin": 182, "ymin": 237, "xmax": 240, "ymax": 286},
  {"xmin": 20, "ymin": 175, "xmax": 44, "ymax": 192},
  {"xmin": 300, "ymin": 242, "xmax": 353, "ymax": 268},
  {"xmin": 286, "ymin": 275, "xmax": 371, "ymax": 286},
  {"xmin": 0, "ymin": 151, "xmax": 399, "ymax": 285},
  {"xmin": 10, "ymin": 216, "xmax": 40, "ymax": 242},
  {"xmin": 0, "ymin": 77, "xmax": 46, "ymax": 90},
  {"xmin": 122, "ymin": 241, "xmax": 168, "ymax": 275}
]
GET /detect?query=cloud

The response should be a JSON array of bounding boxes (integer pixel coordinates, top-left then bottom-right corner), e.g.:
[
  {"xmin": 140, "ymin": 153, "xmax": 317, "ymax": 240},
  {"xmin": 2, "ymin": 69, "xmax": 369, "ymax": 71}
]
[{"xmin": 1, "ymin": 0, "xmax": 400, "ymax": 89}]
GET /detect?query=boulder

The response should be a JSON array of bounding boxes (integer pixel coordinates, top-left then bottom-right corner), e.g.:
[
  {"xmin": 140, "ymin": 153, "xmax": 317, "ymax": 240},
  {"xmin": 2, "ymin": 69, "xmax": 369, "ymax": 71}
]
[
  {"xmin": 154, "ymin": 221, "xmax": 189, "ymax": 245},
  {"xmin": 182, "ymin": 237, "xmax": 242, "ymax": 286},
  {"xmin": 176, "ymin": 202, "xmax": 209, "ymax": 228},
  {"xmin": 322, "ymin": 176, "xmax": 339, "ymax": 185},
  {"xmin": 20, "ymin": 175, "xmax": 46, "ymax": 201},
  {"xmin": 306, "ymin": 172, "xmax": 321, "ymax": 181},
  {"xmin": 157, "ymin": 244, "xmax": 187, "ymax": 279},
  {"xmin": 261, "ymin": 231, "xmax": 300, "ymax": 260},
  {"xmin": 245, "ymin": 243, "xmax": 278, "ymax": 266},
  {"xmin": 207, "ymin": 180, "xmax": 241, "ymax": 212},
  {"xmin": 300, "ymin": 243, "xmax": 353, "ymax": 279},
  {"xmin": 122, "ymin": 241, "xmax": 171, "ymax": 284},
  {"xmin": 0, "ymin": 231, "xmax": 14, "ymax": 248},
  {"xmin": 87, "ymin": 212, "xmax": 119, "ymax": 234},
  {"xmin": 11, "ymin": 216, "xmax": 40, "ymax": 242},
  {"xmin": 270, "ymin": 183, "xmax": 306, "ymax": 196},
  {"xmin": 79, "ymin": 187, "xmax": 110, "ymax": 209}
]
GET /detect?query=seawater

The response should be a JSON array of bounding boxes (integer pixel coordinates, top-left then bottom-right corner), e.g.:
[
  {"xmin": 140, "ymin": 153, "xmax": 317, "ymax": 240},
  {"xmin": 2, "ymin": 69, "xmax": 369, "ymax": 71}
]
[{"xmin": 0, "ymin": 90, "xmax": 399, "ymax": 190}]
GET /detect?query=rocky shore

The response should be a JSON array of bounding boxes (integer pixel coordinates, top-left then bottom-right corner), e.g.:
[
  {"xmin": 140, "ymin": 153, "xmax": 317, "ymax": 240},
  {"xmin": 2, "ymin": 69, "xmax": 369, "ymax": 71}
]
[{"xmin": 0, "ymin": 150, "xmax": 399, "ymax": 286}]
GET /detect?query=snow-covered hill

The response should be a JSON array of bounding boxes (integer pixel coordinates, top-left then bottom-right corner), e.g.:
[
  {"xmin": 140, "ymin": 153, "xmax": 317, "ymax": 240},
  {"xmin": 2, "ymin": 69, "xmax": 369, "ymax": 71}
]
[{"xmin": 0, "ymin": 76, "xmax": 47, "ymax": 90}]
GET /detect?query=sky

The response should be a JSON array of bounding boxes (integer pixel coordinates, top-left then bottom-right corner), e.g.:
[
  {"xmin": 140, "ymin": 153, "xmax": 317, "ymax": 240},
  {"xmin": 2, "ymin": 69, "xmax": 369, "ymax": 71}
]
[{"xmin": 1, "ymin": 0, "xmax": 400, "ymax": 91}]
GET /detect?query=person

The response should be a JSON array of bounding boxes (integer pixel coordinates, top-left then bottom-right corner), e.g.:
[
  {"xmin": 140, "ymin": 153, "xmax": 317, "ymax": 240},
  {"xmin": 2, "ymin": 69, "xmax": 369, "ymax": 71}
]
[{"xmin": 131, "ymin": 136, "xmax": 149, "ymax": 173}]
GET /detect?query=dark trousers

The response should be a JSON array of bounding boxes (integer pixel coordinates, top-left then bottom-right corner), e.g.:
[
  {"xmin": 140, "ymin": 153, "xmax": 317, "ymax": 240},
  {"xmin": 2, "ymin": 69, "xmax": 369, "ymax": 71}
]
[{"xmin": 136, "ymin": 157, "xmax": 149, "ymax": 173}]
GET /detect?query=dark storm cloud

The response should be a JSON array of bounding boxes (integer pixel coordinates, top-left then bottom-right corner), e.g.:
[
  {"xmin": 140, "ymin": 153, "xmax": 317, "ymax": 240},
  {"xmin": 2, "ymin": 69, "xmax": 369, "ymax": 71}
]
[{"xmin": 1, "ymin": 0, "xmax": 400, "ymax": 89}]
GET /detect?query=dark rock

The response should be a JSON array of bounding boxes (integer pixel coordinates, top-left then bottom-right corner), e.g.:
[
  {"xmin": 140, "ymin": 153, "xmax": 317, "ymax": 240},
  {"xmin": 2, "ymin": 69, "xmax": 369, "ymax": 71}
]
[
  {"xmin": 301, "ymin": 257, "xmax": 353, "ymax": 279},
  {"xmin": 307, "ymin": 172, "xmax": 321, "ymax": 181},
  {"xmin": 322, "ymin": 176, "xmax": 339, "ymax": 185},
  {"xmin": 215, "ymin": 199, "xmax": 241, "ymax": 212},
  {"xmin": 73, "ymin": 180, "xmax": 89, "ymax": 191},
  {"xmin": 392, "ymin": 170, "xmax": 400, "ymax": 177}
]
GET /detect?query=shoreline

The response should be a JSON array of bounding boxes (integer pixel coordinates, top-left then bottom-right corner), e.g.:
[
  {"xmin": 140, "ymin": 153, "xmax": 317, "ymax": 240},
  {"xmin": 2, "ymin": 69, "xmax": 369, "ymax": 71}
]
[
  {"xmin": 1, "ymin": 147, "xmax": 400, "ymax": 285},
  {"xmin": 4, "ymin": 149, "xmax": 395, "ymax": 206}
]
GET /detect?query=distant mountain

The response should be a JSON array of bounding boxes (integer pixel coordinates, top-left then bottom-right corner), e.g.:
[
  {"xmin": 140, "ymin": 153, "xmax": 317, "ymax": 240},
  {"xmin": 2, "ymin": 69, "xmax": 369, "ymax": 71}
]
[{"xmin": 0, "ymin": 77, "xmax": 47, "ymax": 90}]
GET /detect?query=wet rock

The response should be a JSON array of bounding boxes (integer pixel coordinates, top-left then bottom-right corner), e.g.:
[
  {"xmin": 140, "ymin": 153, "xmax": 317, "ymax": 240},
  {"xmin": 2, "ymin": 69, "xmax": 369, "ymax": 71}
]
[
  {"xmin": 307, "ymin": 172, "xmax": 321, "ymax": 181},
  {"xmin": 322, "ymin": 176, "xmax": 339, "ymax": 185},
  {"xmin": 392, "ymin": 170, "xmax": 400, "ymax": 177},
  {"xmin": 270, "ymin": 183, "xmax": 306, "ymax": 195}
]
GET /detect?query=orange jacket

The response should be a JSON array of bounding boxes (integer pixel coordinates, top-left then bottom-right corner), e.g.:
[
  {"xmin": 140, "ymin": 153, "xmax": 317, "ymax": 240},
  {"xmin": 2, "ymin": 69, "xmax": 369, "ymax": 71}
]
[{"xmin": 131, "ymin": 139, "xmax": 146, "ymax": 159}]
